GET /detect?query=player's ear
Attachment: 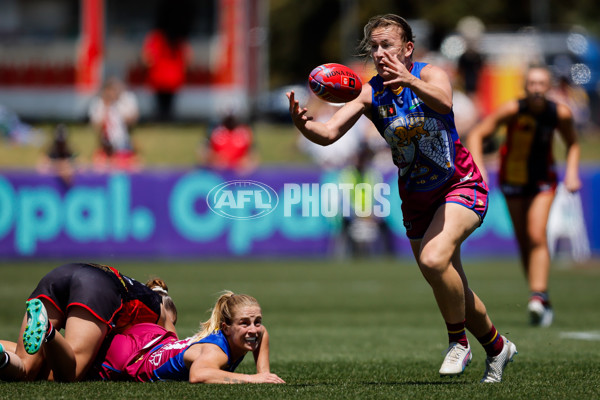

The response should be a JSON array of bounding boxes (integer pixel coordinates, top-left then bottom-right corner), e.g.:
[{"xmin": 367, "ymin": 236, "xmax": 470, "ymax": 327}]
[
  {"xmin": 221, "ymin": 322, "xmax": 230, "ymax": 335},
  {"xmin": 404, "ymin": 41, "xmax": 414, "ymax": 58}
]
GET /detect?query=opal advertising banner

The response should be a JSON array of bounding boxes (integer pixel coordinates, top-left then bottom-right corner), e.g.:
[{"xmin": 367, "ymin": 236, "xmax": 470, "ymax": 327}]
[{"xmin": 0, "ymin": 167, "xmax": 596, "ymax": 259}]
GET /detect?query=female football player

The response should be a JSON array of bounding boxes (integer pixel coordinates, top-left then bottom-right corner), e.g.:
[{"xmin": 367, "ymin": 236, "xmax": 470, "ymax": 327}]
[
  {"xmin": 92, "ymin": 291, "xmax": 285, "ymax": 384},
  {"xmin": 0, "ymin": 263, "xmax": 177, "ymax": 382},
  {"xmin": 467, "ymin": 65, "xmax": 581, "ymax": 327},
  {"xmin": 287, "ymin": 14, "xmax": 516, "ymax": 383}
]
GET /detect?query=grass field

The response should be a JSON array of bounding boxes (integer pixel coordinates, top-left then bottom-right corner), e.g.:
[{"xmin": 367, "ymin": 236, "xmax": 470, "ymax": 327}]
[{"xmin": 1, "ymin": 257, "xmax": 599, "ymax": 399}]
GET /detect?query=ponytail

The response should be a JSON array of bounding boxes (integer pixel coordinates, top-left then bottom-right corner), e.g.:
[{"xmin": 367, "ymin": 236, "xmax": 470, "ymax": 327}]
[{"xmin": 193, "ymin": 291, "xmax": 260, "ymax": 340}]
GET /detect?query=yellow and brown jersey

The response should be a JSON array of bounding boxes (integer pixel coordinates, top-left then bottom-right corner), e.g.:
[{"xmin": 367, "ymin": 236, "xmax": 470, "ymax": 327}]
[{"xmin": 500, "ymin": 99, "xmax": 559, "ymax": 196}]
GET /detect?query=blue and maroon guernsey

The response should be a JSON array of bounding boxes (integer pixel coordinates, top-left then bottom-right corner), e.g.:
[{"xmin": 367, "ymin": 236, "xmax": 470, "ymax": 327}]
[
  {"xmin": 143, "ymin": 329, "xmax": 245, "ymax": 382},
  {"xmin": 368, "ymin": 62, "xmax": 484, "ymax": 214},
  {"xmin": 95, "ymin": 323, "xmax": 245, "ymax": 382}
]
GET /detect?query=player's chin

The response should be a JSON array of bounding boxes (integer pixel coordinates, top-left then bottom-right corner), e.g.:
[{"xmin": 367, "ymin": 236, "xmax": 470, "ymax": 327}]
[
  {"xmin": 244, "ymin": 337, "xmax": 259, "ymax": 350},
  {"xmin": 377, "ymin": 69, "xmax": 391, "ymax": 79}
]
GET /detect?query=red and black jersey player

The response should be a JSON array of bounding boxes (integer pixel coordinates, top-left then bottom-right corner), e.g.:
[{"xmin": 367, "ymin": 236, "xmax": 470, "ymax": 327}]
[{"xmin": 0, "ymin": 263, "xmax": 177, "ymax": 382}]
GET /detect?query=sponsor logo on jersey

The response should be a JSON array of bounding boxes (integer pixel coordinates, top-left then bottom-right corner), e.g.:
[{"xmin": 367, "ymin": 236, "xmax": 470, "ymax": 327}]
[
  {"xmin": 409, "ymin": 97, "xmax": 423, "ymax": 110},
  {"xmin": 378, "ymin": 104, "xmax": 397, "ymax": 118}
]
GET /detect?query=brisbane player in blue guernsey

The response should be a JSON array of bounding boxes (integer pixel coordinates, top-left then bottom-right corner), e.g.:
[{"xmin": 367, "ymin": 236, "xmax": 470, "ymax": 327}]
[
  {"xmin": 468, "ymin": 66, "xmax": 581, "ymax": 327},
  {"xmin": 93, "ymin": 291, "xmax": 284, "ymax": 384},
  {"xmin": 287, "ymin": 14, "xmax": 516, "ymax": 382}
]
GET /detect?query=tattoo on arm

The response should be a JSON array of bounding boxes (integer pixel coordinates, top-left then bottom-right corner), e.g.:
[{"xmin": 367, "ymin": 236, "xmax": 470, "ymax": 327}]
[{"xmin": 223, "ymin": 376, "xmax": 244, "ymax": 384}]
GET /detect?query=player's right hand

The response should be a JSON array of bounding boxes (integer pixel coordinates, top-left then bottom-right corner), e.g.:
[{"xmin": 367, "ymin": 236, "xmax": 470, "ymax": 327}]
[{"xmin": 286, "ymin": 90, "xmax": 313, "ymax": 129}]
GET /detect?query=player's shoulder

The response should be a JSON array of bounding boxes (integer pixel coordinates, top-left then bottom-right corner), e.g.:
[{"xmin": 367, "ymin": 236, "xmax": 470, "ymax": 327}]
[
  {"xmin": 496, "ymin": 99, "xmax": 520, "ymax": 117},
  {"xmin": 186, "ymin": 340, "xmax": 229, "ymax": 365},
  {"xmin": 555, "ymin": 101, "xmax": 574, "ymax": 120},
  {"xmin": 419, "ymin": 62, "xmax": 449, "ymax": 81}
]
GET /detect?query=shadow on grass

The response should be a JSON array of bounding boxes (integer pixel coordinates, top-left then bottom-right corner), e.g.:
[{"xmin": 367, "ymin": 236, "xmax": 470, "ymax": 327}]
[{"xmin": 287, "ymin": 379, "xmax": 471, "ymax": 387}]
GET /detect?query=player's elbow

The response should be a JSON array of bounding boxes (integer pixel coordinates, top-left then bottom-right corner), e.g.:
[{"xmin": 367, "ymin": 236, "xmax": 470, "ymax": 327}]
[
  {"xmin": 433, "ymin": 100, "xmax": 453, "ymax": 115},
  {"xmin": 305, "ymin": 132, "xmax": 337, "ymax": 146},
  {"xmin": 317, "ymin": 124, "xmax": 345, "ymax": 146},
  {"xmin": 315, "ymin": 136, "xmax": 337, "ymax": 146},
  {"xmin": 189, "ymin": 371, "xmax": 210, "ymax": 384}
]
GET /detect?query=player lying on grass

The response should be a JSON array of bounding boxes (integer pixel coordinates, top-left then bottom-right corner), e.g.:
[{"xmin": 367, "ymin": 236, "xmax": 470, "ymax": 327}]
[
  {"xmin": 89, "ymin": 291, "xmax": 285, "ymax": 384},
  {"xmin": 0, "ymin": 263, "xmax": 177, "ymax": 382}
]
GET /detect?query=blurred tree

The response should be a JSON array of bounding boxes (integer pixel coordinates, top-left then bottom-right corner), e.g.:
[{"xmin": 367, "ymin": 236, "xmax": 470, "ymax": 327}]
[
  {"xmin": 269, "ymin": 1, "xmax": 341, "ymax": 88},
  {"xmin": 268, "ymin": 0, "xmax": 600, "ymax": 88}
]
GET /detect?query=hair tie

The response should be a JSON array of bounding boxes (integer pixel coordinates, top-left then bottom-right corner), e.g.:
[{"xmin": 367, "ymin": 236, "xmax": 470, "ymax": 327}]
[{"xmin": 151, "ymin": 286, "xmax": 168, "ymax": 295}]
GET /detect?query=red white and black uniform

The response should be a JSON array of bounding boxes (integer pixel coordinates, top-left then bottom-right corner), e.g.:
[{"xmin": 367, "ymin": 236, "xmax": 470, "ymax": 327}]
[{"xmin": 28, "ymin": 263, "xmax": 162, "ymax": 332}]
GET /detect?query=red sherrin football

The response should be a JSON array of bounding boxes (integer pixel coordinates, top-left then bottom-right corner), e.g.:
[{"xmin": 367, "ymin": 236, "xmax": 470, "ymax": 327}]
[{"xmin": 308, "ymin": 63, "xmax": 362, "ymax": 103}]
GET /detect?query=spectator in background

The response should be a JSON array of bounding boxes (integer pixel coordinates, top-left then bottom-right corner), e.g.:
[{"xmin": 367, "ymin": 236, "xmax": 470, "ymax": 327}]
[
  {"xmin": 423, "ymin": 52, "xmax": 480, "ymax": 139},
  {"xmin": 142, "ymin": 0, "xmax": 194, "ymax": 122},
  {"xmin": 549, "ymin": 74, "xmax": 591, "ymax": 134},
  {"xmin": 88, "ymin": 77, "xmax": 140, "ymax": 172},
  {"xmin": 199, "ymin": 113, "xmax": 259, "ymax": 175},
  {"xmin": 337, "ymin": 144, "xmax": 394, "ymax": 258},
  {"xmin": 297, "ymin": 97, "xmax": 374, "ymax": 171},
  {"xmin": 37, "ymin": 124, "xmax": 77, "ymax": 187},
  {"xmin": 456, "ymin": 16, "xmax": 486, "ymax": 120},
  {"xmin": 0, "ymin": 105, "xmax": 44, "ymax": 146},
  {"xmin": 457, "ymin": 45, "xmax": 484, "ymax": 98}
]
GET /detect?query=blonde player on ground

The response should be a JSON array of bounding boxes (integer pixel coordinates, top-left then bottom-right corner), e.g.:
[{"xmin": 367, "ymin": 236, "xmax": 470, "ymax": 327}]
[{"xmin": 92, "ymin": 291, "xmax": 285, "ymax": 384}]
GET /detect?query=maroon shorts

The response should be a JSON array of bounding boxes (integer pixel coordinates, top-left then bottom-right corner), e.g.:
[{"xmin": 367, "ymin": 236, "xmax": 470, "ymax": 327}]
[{"xmin": 402, "ymin": 181, "xmax": 489, "ymax": 239}]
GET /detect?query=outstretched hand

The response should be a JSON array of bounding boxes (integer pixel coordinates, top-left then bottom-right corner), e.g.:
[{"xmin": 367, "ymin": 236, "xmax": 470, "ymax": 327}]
[{"xmin": 286, "ymin": 90, "xmax": 313, "ymax": 129}]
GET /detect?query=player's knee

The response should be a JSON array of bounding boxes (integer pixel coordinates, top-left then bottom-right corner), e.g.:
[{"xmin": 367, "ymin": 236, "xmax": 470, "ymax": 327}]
[
  {"xmin": 418, "ymin": 251, "xmax": 448, "ymax": 277},
  {"xmin": 528, "ymin": 231, "xmax": 548, "ymax": 248}
]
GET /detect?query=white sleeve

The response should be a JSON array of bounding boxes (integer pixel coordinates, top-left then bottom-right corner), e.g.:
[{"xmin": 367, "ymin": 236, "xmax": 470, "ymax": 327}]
[{"xmin": 88, "ymin": 98, "xmax": 105, "ymax": 124}]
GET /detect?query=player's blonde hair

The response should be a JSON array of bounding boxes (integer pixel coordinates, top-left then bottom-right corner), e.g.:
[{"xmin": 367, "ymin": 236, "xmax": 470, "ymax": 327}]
[
  {"xmin": 357, "ymin": 14, "xmax": 415, "ymax": 59},
  {"xmin": 193, "ymin": 291, "xmax": 261, "ymax": 340}
]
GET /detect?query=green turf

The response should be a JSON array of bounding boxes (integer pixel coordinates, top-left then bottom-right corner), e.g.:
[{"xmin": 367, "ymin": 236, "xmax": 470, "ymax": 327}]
[{"xmin": 1, "ymin": 257, "xmax": 599, "ymax": 399}]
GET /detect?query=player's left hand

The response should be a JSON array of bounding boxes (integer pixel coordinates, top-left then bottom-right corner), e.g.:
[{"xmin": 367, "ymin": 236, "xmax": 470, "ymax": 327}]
[
  {"xmin": 381, "ymin": 50, "xmax": 415, "ymax": 87},
  {"xmin": 564, "ymin": 173, "xmax": 582, "ymax": 193}
]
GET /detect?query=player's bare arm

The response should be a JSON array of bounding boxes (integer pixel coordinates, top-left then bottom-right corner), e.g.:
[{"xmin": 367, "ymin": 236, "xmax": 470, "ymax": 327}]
[
  {"xmin": 556, "ymin": 103, "xmax": 582, "ymax": 192},
  {"xmin": 186, "ymin": 342, "xmax": 284, "ymax": 384},
  {"xmin": 253, "ymin": 327, "xmax": 271, "ymax": 374},
  {"xmin": 381, "ymin": 52, "xmax": 453, "ymax": 114},
  {"xmin": 287, "ymin": 86, "xmax": 370, "ymax": 146}
]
